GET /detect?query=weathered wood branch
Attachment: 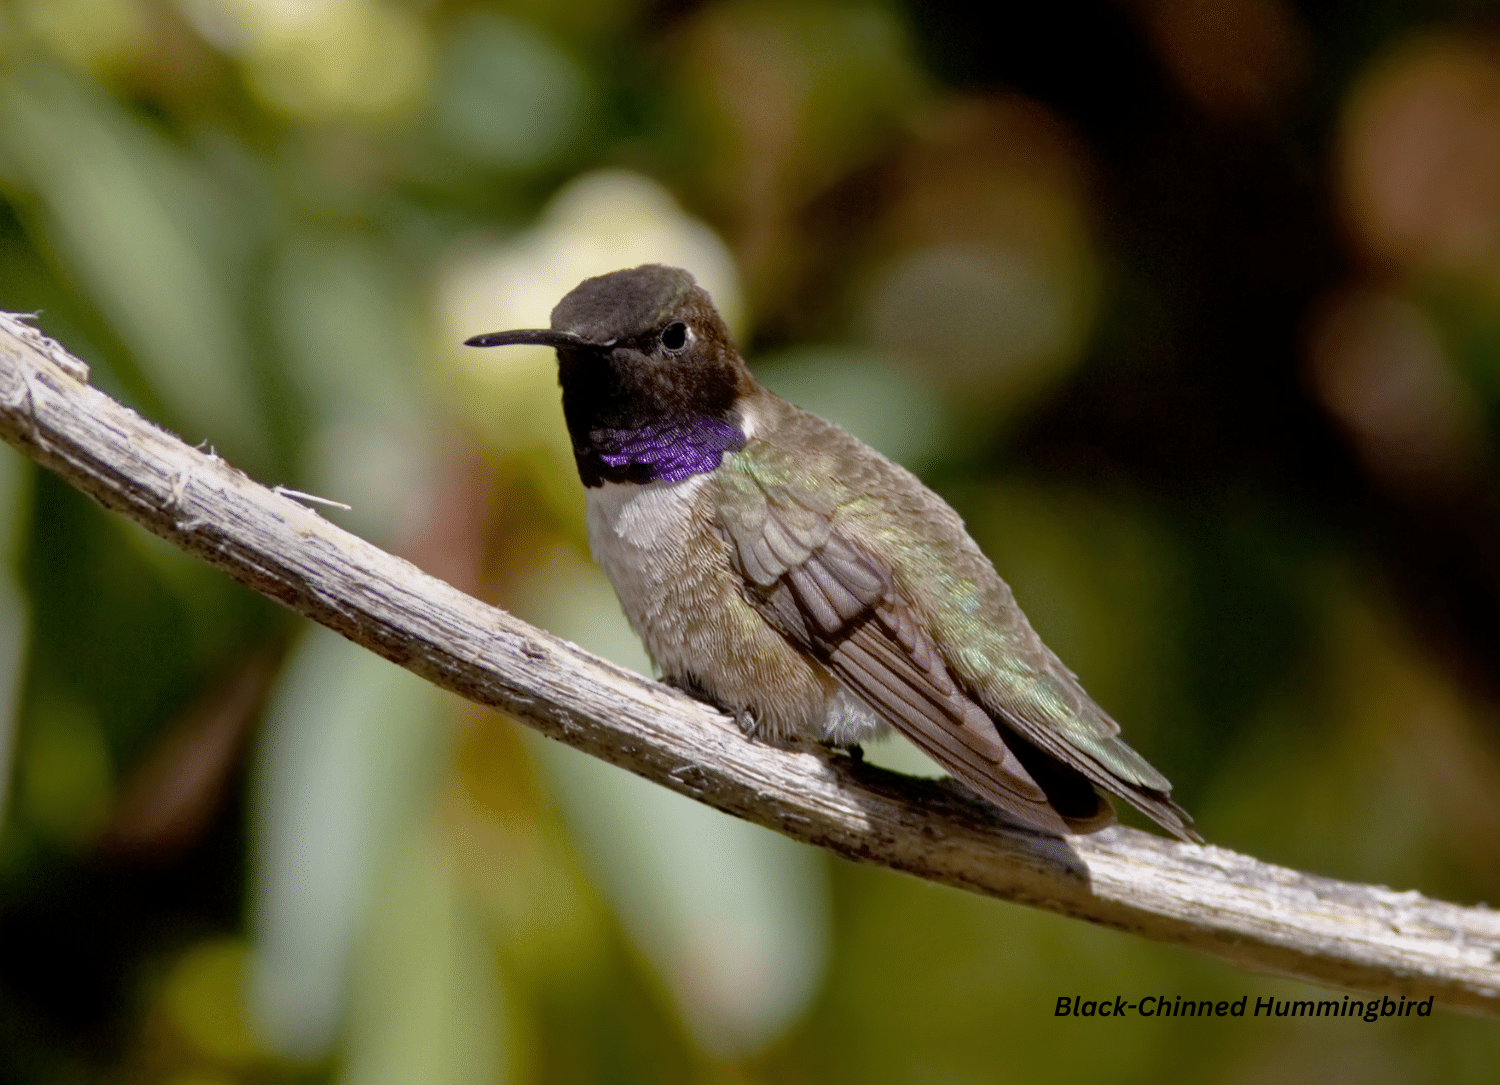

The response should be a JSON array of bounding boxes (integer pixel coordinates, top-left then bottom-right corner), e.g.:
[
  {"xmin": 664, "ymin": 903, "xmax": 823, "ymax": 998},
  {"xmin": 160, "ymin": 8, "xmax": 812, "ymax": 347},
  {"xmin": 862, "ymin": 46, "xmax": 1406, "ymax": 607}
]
[{"xmin": 1, "ymin": 310, "xmax": 1497, "ymax": 1017}]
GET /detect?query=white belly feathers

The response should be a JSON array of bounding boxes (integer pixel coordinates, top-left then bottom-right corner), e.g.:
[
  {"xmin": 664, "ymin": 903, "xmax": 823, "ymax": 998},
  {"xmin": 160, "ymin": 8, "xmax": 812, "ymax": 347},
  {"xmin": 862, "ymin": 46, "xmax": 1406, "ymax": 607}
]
[
  {"xmin": 584, "ymin": 475, "xmax": 889, "ymax": 744},
  {"xmin": 585, "ymin": 476, "xmax": 712, "ymax": 641}
]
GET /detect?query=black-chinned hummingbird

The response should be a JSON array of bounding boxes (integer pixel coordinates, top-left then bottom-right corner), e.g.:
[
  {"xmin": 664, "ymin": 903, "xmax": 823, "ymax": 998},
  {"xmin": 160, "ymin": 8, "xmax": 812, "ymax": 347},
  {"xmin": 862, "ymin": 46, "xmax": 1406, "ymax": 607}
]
[{"xmin": 467, "ymin": 264, "xmax": 1198, "ymax": 842}]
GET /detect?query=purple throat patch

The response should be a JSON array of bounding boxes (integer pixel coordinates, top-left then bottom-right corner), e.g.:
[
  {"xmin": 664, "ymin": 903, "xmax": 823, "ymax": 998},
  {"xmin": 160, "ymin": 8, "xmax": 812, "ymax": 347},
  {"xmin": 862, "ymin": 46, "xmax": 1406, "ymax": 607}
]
[{"xmin": 592, "ymin": 418, "xmax": 745, "ymax": 482}]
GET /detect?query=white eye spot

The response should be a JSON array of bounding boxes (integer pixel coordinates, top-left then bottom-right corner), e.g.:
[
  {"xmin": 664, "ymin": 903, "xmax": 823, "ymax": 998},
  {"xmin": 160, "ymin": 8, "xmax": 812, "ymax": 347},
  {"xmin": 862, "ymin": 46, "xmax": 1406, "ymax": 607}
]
[{"xmin": 661, "ymin": 321, "xmax": 690, "ymax": 352}]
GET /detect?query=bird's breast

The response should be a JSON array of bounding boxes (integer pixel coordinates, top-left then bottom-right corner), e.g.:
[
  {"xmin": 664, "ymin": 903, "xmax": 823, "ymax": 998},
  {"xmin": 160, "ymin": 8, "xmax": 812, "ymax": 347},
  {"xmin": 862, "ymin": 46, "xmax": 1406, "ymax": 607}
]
[
  {"xmin": 584, "ymin": 476, "xmax": 714, "ymax": 620},
  {"xmin": 584, "ymin": 474, "xmax": 745, "ymax": 686},
  {"xmin": 583, "ymin": 474, "xmax": 884, "ymax": 742}
]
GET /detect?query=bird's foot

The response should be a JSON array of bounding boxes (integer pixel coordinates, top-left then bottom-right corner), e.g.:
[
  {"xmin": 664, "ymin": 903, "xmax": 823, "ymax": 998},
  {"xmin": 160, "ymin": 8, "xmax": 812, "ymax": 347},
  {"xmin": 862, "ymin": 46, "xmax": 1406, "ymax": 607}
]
[
  {"xmin": 662, "ymin": 675, "xmax": 759, "ymax": 734},
  {"xmin": 824, "ymin": 741, "xmax": 865, "ymax": 763}
]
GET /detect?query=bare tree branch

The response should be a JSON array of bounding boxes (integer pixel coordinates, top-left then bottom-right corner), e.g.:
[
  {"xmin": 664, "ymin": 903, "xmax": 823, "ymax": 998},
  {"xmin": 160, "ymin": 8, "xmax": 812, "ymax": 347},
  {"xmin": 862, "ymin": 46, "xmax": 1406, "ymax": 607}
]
[{"xmin": 2, "ymin": 310, "xmax": 1497, "ymax": 1018}]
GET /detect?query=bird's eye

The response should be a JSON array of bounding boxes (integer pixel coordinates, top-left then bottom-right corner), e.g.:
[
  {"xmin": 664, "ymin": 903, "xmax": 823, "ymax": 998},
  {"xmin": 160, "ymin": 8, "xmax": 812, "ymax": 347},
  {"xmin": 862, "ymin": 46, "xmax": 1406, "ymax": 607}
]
[{"xmin": 661, "ymin": 321, "xmax": 689, "ymax": 352}]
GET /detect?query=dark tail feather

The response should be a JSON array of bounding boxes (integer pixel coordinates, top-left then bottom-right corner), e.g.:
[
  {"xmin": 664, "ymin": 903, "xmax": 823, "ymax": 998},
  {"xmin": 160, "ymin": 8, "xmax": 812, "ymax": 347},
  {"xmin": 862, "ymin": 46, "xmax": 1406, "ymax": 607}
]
[{"xmin": 1006, "ymin": 728, "xmax": 1202, "ymax": 843}]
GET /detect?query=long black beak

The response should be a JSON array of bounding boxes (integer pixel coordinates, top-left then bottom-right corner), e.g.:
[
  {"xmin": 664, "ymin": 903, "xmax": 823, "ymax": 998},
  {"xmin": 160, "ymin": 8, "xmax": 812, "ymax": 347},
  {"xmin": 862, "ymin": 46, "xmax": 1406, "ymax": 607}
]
[{"xmin": 464, "ymin": 328, "xmax": 598, "ymax": 349}]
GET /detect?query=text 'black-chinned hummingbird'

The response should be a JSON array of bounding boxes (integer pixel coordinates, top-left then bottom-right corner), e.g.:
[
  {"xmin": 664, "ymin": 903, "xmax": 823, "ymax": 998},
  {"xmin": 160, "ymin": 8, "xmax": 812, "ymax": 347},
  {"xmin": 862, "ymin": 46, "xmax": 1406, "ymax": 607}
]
[{"xmin": 467, "ymin": 264, "xmax": 1199, "ymax": 842}]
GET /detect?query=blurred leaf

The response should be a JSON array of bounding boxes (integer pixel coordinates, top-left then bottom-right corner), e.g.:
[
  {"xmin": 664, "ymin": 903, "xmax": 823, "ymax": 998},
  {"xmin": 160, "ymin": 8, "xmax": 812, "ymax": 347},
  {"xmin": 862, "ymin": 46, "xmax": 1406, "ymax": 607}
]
[
  {"xmin": 343, "ymin": 829, "xmax": 511, "ymax": 1085},
  {"xmin": 19, "ymin": 692, "xmax": 113, "ymax": 849},
  {"xmin": 864, "ymin": 237, "xmax": 1098, "ymax": 414},
  {"xmin": 184, "ymin": 0, "xmax": 432, "ymax": 123},
  {"xmin": 249, "ymin": 626, "xmax": 450, "ymax": 1060},
  {"xmin": 671, "ymin": 0, "xmax": 925, "ymax": 218},
  {"xmin": 271, "ymin": 231, "xmax": 417, "ymax": 420},
  {"xmin": 432, "ymin": 11, "xmax": 593, "ymax": 172},
  {"xmin": 449, "ymin": 716, "xmax": 608, "ymax": 989},
  {"xmin": 14, "ymin": 0, "xmax": 150, "ymax": 75},
  {"xmin": 270, "ymin": 230, "xmax": 449, "ymax": 544},
  {"xmin": 162, "ymin": 938, "xmax": 265, "ymax": 1065},
  {"xmin": 0, "ymin": 59, "xmax": 269, "ymax": 464}
]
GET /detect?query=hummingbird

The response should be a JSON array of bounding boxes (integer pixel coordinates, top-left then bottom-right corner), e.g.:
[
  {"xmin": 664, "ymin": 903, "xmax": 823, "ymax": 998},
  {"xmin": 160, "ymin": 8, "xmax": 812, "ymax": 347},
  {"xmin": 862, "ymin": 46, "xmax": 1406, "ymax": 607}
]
[{"xmin": 467, "ymin": 264, "xmax": 1199, "ymax": 842}]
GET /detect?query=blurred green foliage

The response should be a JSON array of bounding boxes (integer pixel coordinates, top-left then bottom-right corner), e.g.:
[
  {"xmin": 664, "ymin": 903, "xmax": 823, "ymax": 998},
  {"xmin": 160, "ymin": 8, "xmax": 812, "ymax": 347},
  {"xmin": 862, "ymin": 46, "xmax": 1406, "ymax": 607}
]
[{"xmin": 1, "ymin": 1, "xmax": 1500, "ymax": 1082}]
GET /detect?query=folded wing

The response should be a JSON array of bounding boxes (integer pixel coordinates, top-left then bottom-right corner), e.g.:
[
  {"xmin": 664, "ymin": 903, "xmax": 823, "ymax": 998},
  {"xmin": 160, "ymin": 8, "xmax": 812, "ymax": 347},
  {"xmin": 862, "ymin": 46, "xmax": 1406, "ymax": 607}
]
[{"xmin": 719, "ymin": 478, "xmax": 1111, "ymax": 835}]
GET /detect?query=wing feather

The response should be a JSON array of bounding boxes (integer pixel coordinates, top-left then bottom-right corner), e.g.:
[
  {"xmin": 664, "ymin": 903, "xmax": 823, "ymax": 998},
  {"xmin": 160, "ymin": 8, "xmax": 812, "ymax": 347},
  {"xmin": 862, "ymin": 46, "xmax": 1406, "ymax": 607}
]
[
  {"xmin": 720, "ymin": 495, "xmax": 1096, "ymax": 835},
  {"xmin": 761, "ymin": 513, "xmax": 811, "ymax": 567},
  {"xmin": 711, "ymin": 409, "xmax": 1198, "ymax": 841}
]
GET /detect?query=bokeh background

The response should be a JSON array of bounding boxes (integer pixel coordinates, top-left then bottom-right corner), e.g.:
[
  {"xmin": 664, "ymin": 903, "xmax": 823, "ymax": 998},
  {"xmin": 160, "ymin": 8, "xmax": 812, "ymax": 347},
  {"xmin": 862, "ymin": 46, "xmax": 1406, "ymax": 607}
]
[{"xmin": 1, "ymin": 0, "xmax": 1500, "ymax": 1081}]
